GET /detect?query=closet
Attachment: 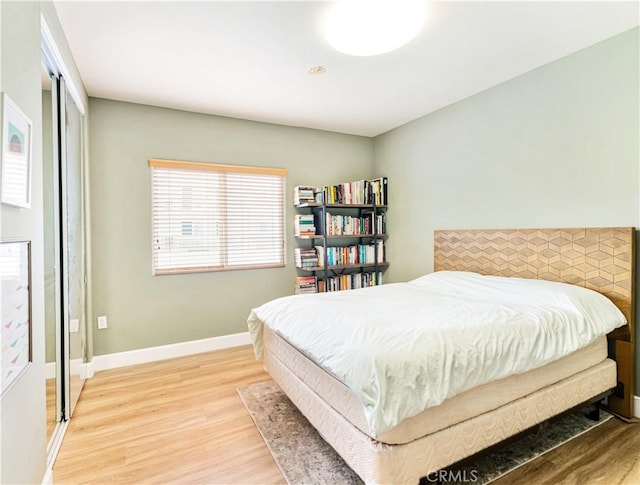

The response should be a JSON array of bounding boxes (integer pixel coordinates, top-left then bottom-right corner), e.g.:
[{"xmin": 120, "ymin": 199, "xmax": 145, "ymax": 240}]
[{"xmin": 42, "ymin": 32, "xmax": 88, "ymax": 464}]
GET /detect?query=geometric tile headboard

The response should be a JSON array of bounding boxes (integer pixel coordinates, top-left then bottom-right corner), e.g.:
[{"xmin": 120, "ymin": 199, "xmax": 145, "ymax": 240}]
[
  {"xmin": 434, "ymin": 227, "xmax": 636, "ymax": 418},
  {"xmin": 434, "ymin": 227, "xmax": 635, "ymax": 340}
]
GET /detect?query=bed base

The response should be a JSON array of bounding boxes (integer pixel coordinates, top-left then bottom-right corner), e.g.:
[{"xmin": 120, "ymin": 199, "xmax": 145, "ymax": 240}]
[
  {"xmin": 434, "ymin": 390, "xmax": 612, "ymax": 476},
  {"xmin": 265, "ymin": 347, "xmax": 616, "ymax": 485}
]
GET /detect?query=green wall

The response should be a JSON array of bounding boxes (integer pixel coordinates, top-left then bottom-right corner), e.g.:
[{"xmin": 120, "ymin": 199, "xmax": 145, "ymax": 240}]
[
  {"xmin": 0, "ymin": 3, "xmax": 47, "ymax": 482},
  {"xmin": 373, "ymin": 28, "xmax": 640, "ymax": 392},
  {"xmin": 88, "ymin": 98, "xmax": 374, "ymax": 356}
]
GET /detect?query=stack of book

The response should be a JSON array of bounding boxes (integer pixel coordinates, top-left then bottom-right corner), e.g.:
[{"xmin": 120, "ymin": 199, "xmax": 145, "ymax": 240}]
[
  {"xmin": 317, "ymin": 177, "xmax": 388, "ymax": 206},
  {"xmin": 294, "ymin": 248, "xmax": 318, "ymax": 268},
  {"xmin": 321, "ymin": 212, "xmax": 385, "ymax": 236},
  {"xmin": 321, "ymin": 180, "xmax": 364, "ymax": 205},
  {"xmin": 373, "ymin": 212, "xmax": 385, "ymax": 234},
  {"xmin": 294, "ymin": 214, "xmax": 316, "ymax": 236},
  {"xmin": 317, "ymin": 272, "xmax": 382, "ymax": 292},
  {"xmin": 294, "ymin": 276, "xmax": 318, "ymax": 294},
  {"xmin": 314, "ymin": 242, "xmax": 385, "ymax": 267},
  {"xmin": 368, "ymin": 177, "xmax": 388, "ymax": 206},
  {"xmin": 293, "ymin": 186, "xmax": 318, "ymax": 205},
  {"xmin": 375, "ymin": 239, "xmax": 384, "ymax": 263}
]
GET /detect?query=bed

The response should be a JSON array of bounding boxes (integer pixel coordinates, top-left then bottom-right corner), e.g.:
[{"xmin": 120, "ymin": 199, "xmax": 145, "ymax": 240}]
[{"xmin": 248, "ymin": 227, "xmax": 636, "ymax": 484}]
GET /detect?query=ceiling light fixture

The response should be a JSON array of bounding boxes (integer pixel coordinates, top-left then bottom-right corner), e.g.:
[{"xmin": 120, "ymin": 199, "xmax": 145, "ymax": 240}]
[{"xmin": 325, "ymin": 0, "xmax": 427, "ymax": 57}]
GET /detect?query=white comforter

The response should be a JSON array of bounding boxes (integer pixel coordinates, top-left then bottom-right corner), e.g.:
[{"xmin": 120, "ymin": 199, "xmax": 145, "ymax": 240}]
[{"xmin": 247, "ymin": 271, "xmax": 625, "ymax": 438}]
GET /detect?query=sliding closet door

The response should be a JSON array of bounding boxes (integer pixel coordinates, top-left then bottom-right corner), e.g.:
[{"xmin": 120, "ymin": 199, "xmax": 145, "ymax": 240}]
[
  {"xmin": 43, "ymin": 68, "xmax": 63, "ymax": 441},
  {"xmin": 60, "ymin": 78, "xmax": 87, "ymax": 417}
]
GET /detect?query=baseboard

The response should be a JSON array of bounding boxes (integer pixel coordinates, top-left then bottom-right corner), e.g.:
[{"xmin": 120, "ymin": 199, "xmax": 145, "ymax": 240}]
[
  {"xmin": 91, "ymin": 331, "xmax": 252, "ymax": 372},
  {"xmin": 47, "ymin": 361, "xmax": 94, "ymax": 379},
  {"xmin": 45, "ymin": 362, "xmax": 56, "ymax": 379},
  {"xmin": 70, "ymin": 357, "xmax": 83, "ymax": 377},
  {"xmin": 82, "ymin": 361, "xmax": 94, "ymax": 379},
  {"xmin": 41, "ymin": 466, "xmax": 53, "ymax": 485},
  {"xmin": 635, "ymin": 395, "xmax": 640, "ymax": 418},
  {"xmin": 45, "ymin": 420, "xmax": 68, "ymax": 483}
]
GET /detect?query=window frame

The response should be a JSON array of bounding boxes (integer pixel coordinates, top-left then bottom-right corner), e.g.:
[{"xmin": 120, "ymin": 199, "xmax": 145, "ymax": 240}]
[{"xmin": 149, "ymin": 158, "xmax": 287, "ymax": 275}]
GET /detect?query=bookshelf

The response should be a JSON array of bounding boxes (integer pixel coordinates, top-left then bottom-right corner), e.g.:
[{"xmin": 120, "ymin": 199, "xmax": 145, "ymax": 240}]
[{"xmin": 293, "ymin": 178, "xmax": 388, "ymax": 294}]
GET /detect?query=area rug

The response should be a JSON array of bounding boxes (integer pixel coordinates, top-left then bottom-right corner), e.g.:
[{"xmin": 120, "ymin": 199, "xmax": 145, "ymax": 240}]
[{"xmin": 237, "ymin": 380, "xmax": 611, "ymax": 485}]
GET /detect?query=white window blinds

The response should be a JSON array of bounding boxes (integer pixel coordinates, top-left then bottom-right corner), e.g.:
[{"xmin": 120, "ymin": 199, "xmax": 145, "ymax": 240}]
[{"xmin": 150, "ymin": 159, "xmax": 286, "ymax": 275}]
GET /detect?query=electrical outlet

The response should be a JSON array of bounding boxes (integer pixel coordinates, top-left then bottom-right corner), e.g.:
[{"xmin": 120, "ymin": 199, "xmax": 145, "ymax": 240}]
[{"xmin": 97, "ymin": 316, "xmax": 108, "ymax": 330}]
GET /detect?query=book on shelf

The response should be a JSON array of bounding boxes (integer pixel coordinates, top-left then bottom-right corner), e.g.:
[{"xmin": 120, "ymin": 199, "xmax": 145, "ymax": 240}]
[
  {"xmin": 295, "ymin": 276, "xmax": 317, "ymax": 294},
  {"xmin": 317, "ymin": 271, "xmax": 382, "ymax": 293},
  {"xmin": 294, "ymin": 247, "xmax": 318, "ymax": 268},
  {"xmin": 376, "ymin": 213, "xmax": 385, "ymax": 234},
  {"xmin": 375, "ymin": 239, "xmax": 384, "ymax": 263},
  {"xmin": 313, "ymin": 177, "xmax": 388, "ymax": 206},
  {"xmin": 316, "ymin": 211, "xmax": 386, "ymax": 236},
  {"xmin": 314, "ymin": 242, "xmax": 384, "ymax": 267},
  {"xmin": 295, "ymin": 177, "xmax": 387, "ymax": 206},
  {"xmin": 293, "ymin": 185, "xmax": 317, "ymax": 206},
  {"xmin": 314, "ymin": 245, "xmax": 325, "ymax": 267},
  {"xmin": 368, "ymin": 177, "xmax": 388, "ymax": 206},
  {"xmin": 362, "ymin": 210, "xmax": 385, "ymax": 235},
  {"xmin": 294, "ymin": 214, "xmax": 316, "ymax": 236}
]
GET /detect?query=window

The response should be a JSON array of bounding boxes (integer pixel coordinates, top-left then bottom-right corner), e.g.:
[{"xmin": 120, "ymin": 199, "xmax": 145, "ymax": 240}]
[{"xmin": 150, "ymin": 159, "xmax": 286, "ymax": 275}]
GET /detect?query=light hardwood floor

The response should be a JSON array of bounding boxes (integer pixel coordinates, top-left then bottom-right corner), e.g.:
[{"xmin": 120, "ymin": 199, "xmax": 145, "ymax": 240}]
[
  {"xmin": 54, "ymin": 345, "xmax": 284, "ymax": 485},
  {"xmin": 46, "ymin": 377, "xmax": 57, "ymax": 442},
  {"xmin": 54, "ymin": 345, "xmax": 640, "ymax": 485}
]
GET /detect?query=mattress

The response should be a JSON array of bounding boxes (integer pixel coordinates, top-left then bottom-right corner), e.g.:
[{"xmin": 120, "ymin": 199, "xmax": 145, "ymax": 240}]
[
  {"xmin": 249, "ymin": 271, "xmax": 626, "ymax": 437},
  {"xmin": 264, "ymin": 326, "xmax": 608, "ymax": 445},
  {"xmin": 265, "ymin": 340, "xmax": 616, "ymax": 484}
]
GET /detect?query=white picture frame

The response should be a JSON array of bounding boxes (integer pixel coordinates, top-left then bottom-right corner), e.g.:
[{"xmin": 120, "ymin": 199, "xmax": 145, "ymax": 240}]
[
  {"xmin": 1, "ymin": 93, "xmax": 33, "ymax": 209},
  {"xmin": 1, "ymin": 240, "xmax": 32, "ymax": 397}
]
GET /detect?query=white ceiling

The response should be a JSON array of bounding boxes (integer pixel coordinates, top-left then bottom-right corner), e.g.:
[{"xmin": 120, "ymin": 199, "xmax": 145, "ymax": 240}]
[{"xmin": 53, "ymin": 1, "xmax": 639, "ymax": 137}]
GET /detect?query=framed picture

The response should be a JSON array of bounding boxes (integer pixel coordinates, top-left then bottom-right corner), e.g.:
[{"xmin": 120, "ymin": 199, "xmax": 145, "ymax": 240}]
[
  {"xmin": 1, "ymin": 93, "xmax": 32, "ymax": 208},
  {"xmin": 1, "ymin": 241, "xmax": 32, "ymax": 397}
]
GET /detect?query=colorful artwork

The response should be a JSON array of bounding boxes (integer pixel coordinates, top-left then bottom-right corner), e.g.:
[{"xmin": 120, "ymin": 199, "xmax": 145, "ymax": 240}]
[
  {"xmin": 1, "ymin": 93, "xmax": 32, "ymax": 208},
  {"xmin": 8, "ymin": 122, "xmax": 25, "ymax": 154},
  {"xmin": 1, "ymin": 241, "xmax": 31, "ymax": 397}
]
